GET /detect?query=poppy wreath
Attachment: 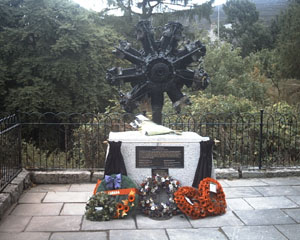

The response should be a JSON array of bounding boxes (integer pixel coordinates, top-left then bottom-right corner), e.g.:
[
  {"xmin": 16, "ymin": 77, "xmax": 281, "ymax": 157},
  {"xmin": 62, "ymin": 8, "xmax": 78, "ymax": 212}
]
[
  {"xmin": 198, "ymin": 177, "xmax": 226, "ymax": 217},
  {"xmin": 92, "ymin": 174, "xmax": 139, "ymax": 219},
  {"xmin": 174, "ymin": 178, "xmax": 226, "ymax": 219},
  {"xmin": 139, "ymin": 174, "xmax": 180, "ymax": 219},
  {"xmin": 174, "ymin": 186, "xmax": 206, "ymax": 219}
]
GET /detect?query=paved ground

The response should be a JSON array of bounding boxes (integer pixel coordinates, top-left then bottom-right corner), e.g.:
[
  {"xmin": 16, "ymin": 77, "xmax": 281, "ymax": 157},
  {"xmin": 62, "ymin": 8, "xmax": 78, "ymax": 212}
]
[{"xmin": 1, "ymin": 177, "xmax": 300, "ymax": 240}]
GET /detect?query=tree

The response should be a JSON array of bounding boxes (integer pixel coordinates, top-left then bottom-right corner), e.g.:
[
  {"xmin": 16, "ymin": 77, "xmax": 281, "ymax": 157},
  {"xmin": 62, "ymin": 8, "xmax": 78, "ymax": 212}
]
[
  {"xmin": 275, "ymin": 0, "xmax": 300, "ymax": 79},
  {"xmin": 102, "ymin": 0, "xmax": 214, "ymax": 20},
  {"xmin": 202, "ymin": 41, "xmax": 267, "ymax": 104},
  {"xmin": 0, "ymin": 0, "xmax": 121, "ymax": 114},
  {"xmin": 220, "ymin": 0, "xmax": 272, "ymax": 57}
]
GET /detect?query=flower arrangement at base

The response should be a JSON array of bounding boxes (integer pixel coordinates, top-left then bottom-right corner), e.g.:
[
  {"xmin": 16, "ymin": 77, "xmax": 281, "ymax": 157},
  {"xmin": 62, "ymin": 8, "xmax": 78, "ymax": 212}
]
[
  {"xmin": 198, "ymin": 177, "xmax": 226, "ymax": 217},
  {"xmin": 93, "ymin": 174, "xmax": 139, "ymax": 219},
  {"xmin": 174, "ymin": 186, "xmax": 205, "ymax": 219},
  {"xmin": 174, "ymin": 177, "xmax": 226, "ymax": 219},
  {"xmin": 85, "ymin": 192, "xmax": 116, "ymax": 221},
  {"xmin": 139, "ymin": 174, "xmax": 180, "ymax": 219}
]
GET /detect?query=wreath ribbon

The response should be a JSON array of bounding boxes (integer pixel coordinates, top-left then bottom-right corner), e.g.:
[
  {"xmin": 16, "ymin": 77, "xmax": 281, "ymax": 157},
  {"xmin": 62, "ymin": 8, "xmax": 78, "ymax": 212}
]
[
  {"xmin": 92, "ymin": 175, "xmax": 138, "ymax": 220},
  {"xmin": 105, "ymin": 174, "xmax": 122, "ymax": 190},
  {"xmin": 105, "ymin": 188, "xmax": 136, "ymax": 196}
]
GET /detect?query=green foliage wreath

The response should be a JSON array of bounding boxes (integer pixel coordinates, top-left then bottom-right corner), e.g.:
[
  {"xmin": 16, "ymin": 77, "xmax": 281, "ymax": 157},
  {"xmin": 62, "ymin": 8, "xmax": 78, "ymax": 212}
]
[
  {"xmin": 94, "ymin": 174, "xmax": 139, "ymax": 219},
  {"xmin": 85, "ymin": 192, "xmax": 116, "ymax": 221}
]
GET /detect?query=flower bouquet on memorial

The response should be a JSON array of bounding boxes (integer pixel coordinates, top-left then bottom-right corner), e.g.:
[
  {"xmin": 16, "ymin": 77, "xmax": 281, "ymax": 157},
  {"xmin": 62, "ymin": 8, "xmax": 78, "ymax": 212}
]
[{"xmin": 130, "ymin": 114, "xmax": 181, "ymax": 136}]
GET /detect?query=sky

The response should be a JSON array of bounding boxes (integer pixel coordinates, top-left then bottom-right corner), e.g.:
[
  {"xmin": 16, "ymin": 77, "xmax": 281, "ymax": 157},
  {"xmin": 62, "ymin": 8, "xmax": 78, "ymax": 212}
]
[{"xmin": 72, "ymin": 0, "xmax": 227, "ymax": 13}]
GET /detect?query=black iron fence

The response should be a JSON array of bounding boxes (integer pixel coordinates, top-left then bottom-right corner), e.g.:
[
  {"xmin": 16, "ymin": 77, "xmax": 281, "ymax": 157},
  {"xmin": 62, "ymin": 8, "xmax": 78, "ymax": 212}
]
[
  {"xmin": 0, "ymin": 114, "xmax": 22, "ymax": 192},
  {"xmin": 0, "ymin": 110, "xmax": 300, "ymax": 189}
]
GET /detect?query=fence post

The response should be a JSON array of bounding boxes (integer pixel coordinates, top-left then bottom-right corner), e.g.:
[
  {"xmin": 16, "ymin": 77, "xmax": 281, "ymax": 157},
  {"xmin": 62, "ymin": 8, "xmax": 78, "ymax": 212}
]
[
  {"xmin": 259, "ymin": 109, "xmax": 264, "ymax": 169},
  {"xmin": 16, "ymin": 112, "xmax": 22, "ymax": 168},
  {"xmin": 18, "ymin": 122, "xmax": 22, "ymax": 168}
]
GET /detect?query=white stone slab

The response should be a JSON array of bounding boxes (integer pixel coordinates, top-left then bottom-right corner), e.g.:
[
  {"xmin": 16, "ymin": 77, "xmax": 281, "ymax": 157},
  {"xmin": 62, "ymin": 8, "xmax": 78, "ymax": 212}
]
[
  {"xmin": 26, "ymin": 216, "xmax": 82, "ymax": 231},
  {"xmin": 69, "ymin": 184, "xmax": 95, "ymax": 192},
  {"xmin": 11, "ymin": 203, "xmax": 63, "ymax": 216},
  {"xmin": 226, "ymin": 199, "xmax": 254, "ymax": 211},
  {"xmin": 110, "ymin": 229, "xmax": 169, "ymax": 240},
  {"xmin": 222, "ymin": 226, "xmax": 286, "ymax": 240},
  {"xmin": 18, "ymin": 193, "xmax": 46, "ymax": 203},
  {"xmin": 275, "ymin": 224, "xmax": 300, "ymax": 240},
  {"xmin": 50, "ymin": 232, "xmax": 107, "ymax": 240},
  {"xmin": 109, "ymin": 131, "xmax": 209, "ymax": 142},
  {"xmin": 61, "ymin": 203, "xmax": 86, "ymax": 215},
  {"xmin": 0, "ymin": 215, "xmax": 31, "ymax": 233},
  {"xmin": 0, "ymin": 232, "xmax": 51, "ymax": 240},
  {"xmin": 43, "ymin": 192, "xmax": 91, "ymax": 203},
  {"xmin": 167, "ymin": 228, "xmax": 228, "ymax": 240},
  {"xmin": 82, "ymin": 216, "xmax": 136, "ymax": 230},
  {"xmin": 109, "ymin": 131, "xmax": 211, "ymax": 186},
  {"xmin": 188, "ymin": 211, "xmax": 244, "ymax": 228},
  {"xmin": 244, "ymin": 196, "xmax": 298, "ymax": 209},
  {"xmin": 136, "ymin": 214, "xmax": 191, "ymax": 229}
]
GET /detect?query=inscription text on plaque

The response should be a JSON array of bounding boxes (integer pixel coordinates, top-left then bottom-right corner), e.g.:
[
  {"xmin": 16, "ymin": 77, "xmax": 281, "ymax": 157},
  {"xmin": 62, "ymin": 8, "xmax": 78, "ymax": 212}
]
[{"xmin": 136, "ymin": 146, "xmax": 184, "ymax": 168}]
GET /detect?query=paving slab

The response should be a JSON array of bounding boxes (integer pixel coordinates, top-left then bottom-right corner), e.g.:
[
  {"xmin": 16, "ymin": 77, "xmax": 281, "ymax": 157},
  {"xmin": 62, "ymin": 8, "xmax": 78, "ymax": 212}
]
[
  {"xmin": 283, "ymin": 209, "xmax": 300, "ymax": 223},
  {"xmin": 69, "ymin": 184, "xmax": 95, "ymax": 192},
  {"xmin": 18, "ymin": 192, "xmax": 46, "ymax": 203},
  {"xmin": 217, "ymin": 180, "xmax": 230, "ymax": 187},
  {"xmin": 226, "ymin": 199, "xmax": 254, "ymax": 211},
  {"xmin": 11, "ymin": 203, "xmax": 63, "ymax": 216},
  {"xmin": 26, "ymin": 216, "xmax": 82, "ymax": 231},
  {"xmin": 224, "ymin": 179, "xmax": 268, "ymax": 187},
  {"xmin": 234, "ymin": 209, "xmax": 295, "ymax": 225},
  {"xmin": 254, "ymin": 185, "xmax": 300, "ymax": 196},
  {"xmin": 292, "ymin": 186, "xmax": 300, "ymax": 192},
  {"xmin": 136, "ymin": 214, "xmax": 191, "ymax": 229},
  {"xmin": 0, "ymin": 215, "xmax": 31, "ymax": 232},
  {"xmin": 223, "ymin": 187, "xmax": 262, "ymax": 198},
  {"xmin": 0, "ymin": 232, "xmax": 50, "ymax": 240},
  {"xmin": 244, "ymin": 196, "xmax": 298, "ymax": 209},
  {"xmin": 61, "ymin": 203, "xmax": 86, "ymax": 215},
  {"xmin": 43, "ymin": 192, "xmax": 91, "ymax": 203},
  {"xmin": 28, "ymin": 184, "xmax": 70, "ymax": 192},
  {"xmin": 167, "ymin": 228, "xmax": 227, "ymax": 240},
  {"xmin": 275, "ymin": 224, "xmax": 300, "ymax": 240},
  {"xmin": 82, "ymin": 216, "xmax": 136, "ymax": 230},
  {"xmin": 260, "ymin": 177, "xmax": 300, "ymax": 186},
  {"xmin": 222, "ymin": 225, "xmax": 286, "ymax": 240},
  {"xmin": 50, "ymin": 232, "xmax": 107, "ymax": 240},
  {"xmin": 110, "ymin": 229, "xmax": 168, "ymax": 240},
  {"xmin": 287, "ymin": 195, "xmax": 300, "ymax": 205},
  {"xmin": 188, "ymin": 211, "xmax": 244, "ymax": 228}
]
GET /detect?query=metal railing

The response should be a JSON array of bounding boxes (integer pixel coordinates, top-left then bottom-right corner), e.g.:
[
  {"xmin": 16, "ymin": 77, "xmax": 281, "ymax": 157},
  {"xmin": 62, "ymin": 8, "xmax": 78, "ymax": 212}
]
[
  {"xmin": 0, "ymin": 110, "xmax": 299, "ymax": 191},
  {"xmin": 0, "ymin": 114, "xmax": 22, "ymax": 192},
  {"xmin": 162, "ymin": 110, "xmax": 300, "ymax": 169}
]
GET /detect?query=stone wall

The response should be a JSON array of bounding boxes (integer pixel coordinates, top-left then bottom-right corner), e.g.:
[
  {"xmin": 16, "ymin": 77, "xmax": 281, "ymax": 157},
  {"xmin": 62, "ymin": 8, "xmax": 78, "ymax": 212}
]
[
  {"xmin": 0, "ymin": 170, "xmax": 31, "ymax": 219},
  {"xmin": 30, "ymin": 171, "xmax": 104, "ymax": 184}
]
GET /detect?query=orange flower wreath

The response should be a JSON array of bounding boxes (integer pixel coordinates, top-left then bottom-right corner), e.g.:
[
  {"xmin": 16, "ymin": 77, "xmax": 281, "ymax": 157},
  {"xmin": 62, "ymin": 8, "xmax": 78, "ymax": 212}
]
[
  {"xmin": 174, "ymin": 178, "xmax": 226, "ymax": 219},
  {"xmin": 174, "ymin": 186, "xmax": 206, "ymax": 219},
  {"xmin": 198, "ymin": 177, "xmax": 226, "ymax": 217}
]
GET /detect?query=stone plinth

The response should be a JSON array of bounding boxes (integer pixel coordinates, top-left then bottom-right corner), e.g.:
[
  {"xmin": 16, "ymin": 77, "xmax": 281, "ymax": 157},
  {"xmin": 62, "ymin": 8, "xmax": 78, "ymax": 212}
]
[{"xmin": 108, "ymin": 131, "xmax": 210, "ymax": 186}]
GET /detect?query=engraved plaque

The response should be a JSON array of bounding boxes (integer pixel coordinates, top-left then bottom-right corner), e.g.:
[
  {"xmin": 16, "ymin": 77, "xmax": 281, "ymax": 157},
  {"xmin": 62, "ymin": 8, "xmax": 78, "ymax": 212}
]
[
  {"xmin": 152, "ymin": 169, "xmax": 169, "ymax": 177},
  {"xmin": 136, "ymin": 146, "xmax": 184, "ymax": 168}
]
